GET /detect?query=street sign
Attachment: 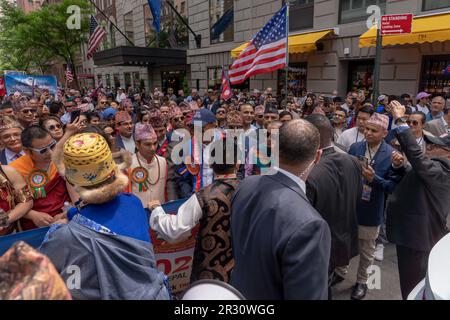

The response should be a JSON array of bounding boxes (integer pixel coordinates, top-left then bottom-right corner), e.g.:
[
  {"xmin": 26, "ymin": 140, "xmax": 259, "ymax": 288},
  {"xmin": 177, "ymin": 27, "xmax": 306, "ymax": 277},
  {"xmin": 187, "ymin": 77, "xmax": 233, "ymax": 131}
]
[{"xmin": 381, "ymin": 13, "xmax": 413, "ymax": 35}]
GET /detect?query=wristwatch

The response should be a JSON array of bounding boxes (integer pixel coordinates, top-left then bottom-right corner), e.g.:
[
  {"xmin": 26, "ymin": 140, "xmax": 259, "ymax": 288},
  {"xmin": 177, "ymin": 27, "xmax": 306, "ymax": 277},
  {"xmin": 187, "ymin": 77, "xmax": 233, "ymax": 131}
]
[{"xmin": 395, "ymin": 116, "xmax": 408, "ymax": 125}]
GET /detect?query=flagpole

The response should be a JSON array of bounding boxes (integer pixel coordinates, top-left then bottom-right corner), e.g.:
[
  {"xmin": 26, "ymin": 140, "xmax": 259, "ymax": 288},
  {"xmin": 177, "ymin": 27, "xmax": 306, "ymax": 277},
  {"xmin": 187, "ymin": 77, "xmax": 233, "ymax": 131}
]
[{"xmin": 285, "ymin": 2, "xmax": 289, "ymax": 109}]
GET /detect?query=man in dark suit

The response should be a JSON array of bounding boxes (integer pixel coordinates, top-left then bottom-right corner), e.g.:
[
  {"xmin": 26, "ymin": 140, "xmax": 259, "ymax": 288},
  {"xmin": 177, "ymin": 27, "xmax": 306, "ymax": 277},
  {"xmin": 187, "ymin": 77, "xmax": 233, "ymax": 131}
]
[
  {"xmin": 386, "ymin": 101, "xmax": 450, "ymax": 299},
  {"xmin": 305, "ymin": 114, "xmax": 362, "ymax": 297},
  {"xmin": 0, "ymin": 116, "xmax": 24, "ymax": 165},
  {"xmin": 348, "ymin": 113, "xmax": 399, "ymax": 300},
  {"xmin": 231, "ymin": 119, "xmax": 331, "ymax": 300}
]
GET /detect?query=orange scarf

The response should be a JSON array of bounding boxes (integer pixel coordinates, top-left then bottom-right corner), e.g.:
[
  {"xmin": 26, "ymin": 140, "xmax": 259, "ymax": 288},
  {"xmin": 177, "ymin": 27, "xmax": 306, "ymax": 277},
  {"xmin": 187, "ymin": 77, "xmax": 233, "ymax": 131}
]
[{"xmin": 10, "ymin": 154, "xmax": 58, "ymax": 182}]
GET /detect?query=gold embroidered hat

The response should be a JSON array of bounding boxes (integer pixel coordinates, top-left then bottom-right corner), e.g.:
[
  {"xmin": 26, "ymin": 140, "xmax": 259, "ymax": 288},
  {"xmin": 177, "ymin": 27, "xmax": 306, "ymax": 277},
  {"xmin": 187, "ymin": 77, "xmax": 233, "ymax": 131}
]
[{"xmin": 63, "ymin": 133, "xmax": 116, "ymax": 187}]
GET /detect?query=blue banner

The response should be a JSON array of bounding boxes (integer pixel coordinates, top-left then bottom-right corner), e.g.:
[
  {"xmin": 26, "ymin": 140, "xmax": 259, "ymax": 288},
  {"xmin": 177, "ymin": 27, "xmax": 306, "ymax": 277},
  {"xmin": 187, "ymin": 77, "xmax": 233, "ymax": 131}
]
[
  {"xmin": 0, "ymin": 227, "xmax": 49, "ymax": 256},
  {"xmin": 0, "ymin": 198, "xmax": 189, "ymax": 257},
  {"xmin": 4, "ymin": 74, "xmax": 58, "ymax": 97}
]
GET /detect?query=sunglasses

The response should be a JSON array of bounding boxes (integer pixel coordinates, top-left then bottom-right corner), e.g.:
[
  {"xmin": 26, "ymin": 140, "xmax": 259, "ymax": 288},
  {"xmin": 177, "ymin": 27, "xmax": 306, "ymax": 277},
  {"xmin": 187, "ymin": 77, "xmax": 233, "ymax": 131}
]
[
  {"xmin": 407, "ymin": 120, "xmax": 420, "ymax": 126},
  {"xmin": 47, "ymin": 124, "xmax": 62, "ymax": 131},
  {"xmin": 256, "ymin": 115, "xmax": 264, "ymax": 119},
  {"xmin": 173, "ymin": 116, "xmax": 185, "ymax": 122},
  {"xmin": 217, "ymin": 110, "xmax": 226, "ymax": 114},
  {"xmin": 100, "ymin": 101, "xmax": 107, "ymax": 104},
  {"xmin": 21, "ymin": 109, "xmax": 35, "ymax": 114},
  {"xmin": 28, "ymin": 140, "xmax": 57, "ymax": 155}
]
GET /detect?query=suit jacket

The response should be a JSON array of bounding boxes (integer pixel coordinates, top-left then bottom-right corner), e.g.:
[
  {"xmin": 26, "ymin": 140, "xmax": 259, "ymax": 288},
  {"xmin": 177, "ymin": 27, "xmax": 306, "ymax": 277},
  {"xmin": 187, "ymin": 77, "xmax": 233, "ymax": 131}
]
[
  {"xmin": 0, "ymin": 149, "xmax": 7, "ymax": 166},
  {"xmin": 230, "ymin": 172, "xmax": 331, "ymax": 300},
  {"xmin": 349, "ymin": 140, "xmax": 397, "ymax": 226},
  {"xmin": 386, "ymin": 128, "xmax": 450, "ymax": 252},
  {"xmin": 306, "ymin": 147, "xmax": 362, "ymax": 270},
  {"xmin": 115, "ymin": 134, "xmax": 125, "ymax": 151},
  {"xmin": 424, "ymin": 118, "xmax": 448, "ymax": 137}
]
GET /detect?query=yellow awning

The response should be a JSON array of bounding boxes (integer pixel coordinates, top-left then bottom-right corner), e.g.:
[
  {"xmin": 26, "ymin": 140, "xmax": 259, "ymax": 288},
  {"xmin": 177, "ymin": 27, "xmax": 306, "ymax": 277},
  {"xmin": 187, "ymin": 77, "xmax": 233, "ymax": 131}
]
[
  {"xmin": 359, "ymin": 12, "xmax": 450, "ymax": 48},
  {"xmin": 230, "ymin": 29, "xmax": 334, "ymax": 58}
]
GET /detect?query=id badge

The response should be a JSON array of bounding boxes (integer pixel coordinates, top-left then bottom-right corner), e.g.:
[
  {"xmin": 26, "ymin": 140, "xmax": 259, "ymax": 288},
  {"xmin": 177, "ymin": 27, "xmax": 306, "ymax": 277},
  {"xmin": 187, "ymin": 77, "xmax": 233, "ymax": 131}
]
[{"xmin": 362, "ymin": 184, "xmax": 372, "ymax": 202}]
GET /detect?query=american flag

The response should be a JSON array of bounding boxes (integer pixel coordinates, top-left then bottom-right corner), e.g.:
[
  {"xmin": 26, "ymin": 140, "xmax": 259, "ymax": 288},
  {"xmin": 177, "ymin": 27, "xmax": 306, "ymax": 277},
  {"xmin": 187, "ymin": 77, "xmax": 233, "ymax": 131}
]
[
  {"xmin": 87, "ymin": 15, "xmax": 106, "ymax": 60},
  {"xmin": 65, "ymin": 61, "xmax": 74, "ymax": 83},
  {"xmin": 229, "ymin": 5, "xmax": 287, "ymax": 85}
]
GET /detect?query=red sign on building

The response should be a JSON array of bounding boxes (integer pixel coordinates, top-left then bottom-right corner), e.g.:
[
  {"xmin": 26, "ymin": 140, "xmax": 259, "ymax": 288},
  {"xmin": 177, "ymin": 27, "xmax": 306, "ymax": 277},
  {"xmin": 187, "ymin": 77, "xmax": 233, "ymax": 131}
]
[{"xmin": 381, "ymin": 14, "xmax": 413, "ymax": 35}]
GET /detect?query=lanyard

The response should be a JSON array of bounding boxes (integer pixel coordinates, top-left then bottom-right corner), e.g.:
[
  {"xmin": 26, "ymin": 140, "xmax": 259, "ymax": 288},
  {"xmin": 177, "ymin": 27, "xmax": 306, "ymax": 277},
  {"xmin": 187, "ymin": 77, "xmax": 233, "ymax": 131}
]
[{"xmin": 367, "ymin": 143, "xmax": 377, "ymax": 166}]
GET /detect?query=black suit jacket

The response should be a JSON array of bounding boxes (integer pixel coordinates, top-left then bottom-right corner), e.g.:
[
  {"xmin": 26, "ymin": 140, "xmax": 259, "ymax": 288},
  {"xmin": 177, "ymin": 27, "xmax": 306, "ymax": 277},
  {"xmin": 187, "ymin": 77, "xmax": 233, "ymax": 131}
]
[
  {"xmin": 306, "ymin": 147, "xmax": 362, "ymax": 270},
  {"xmin": 230, "ymin": 172, "xmax": 331, "ymax": 300},
  {"xmin": 386, "ymin": 128, "xmax": 450, "ymax": 252},
  {"xmin": 0, "ymin": 149, "xmax": 7, "ymax": 166}
]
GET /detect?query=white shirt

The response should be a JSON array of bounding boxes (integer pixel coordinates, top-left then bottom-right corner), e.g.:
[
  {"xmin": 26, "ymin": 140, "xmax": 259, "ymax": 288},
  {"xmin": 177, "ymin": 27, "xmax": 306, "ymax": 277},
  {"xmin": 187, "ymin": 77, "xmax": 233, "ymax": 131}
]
[
  {"xmin": 202, "ymin": 143, "xmax": 214, "ymax": 188},
  {"xmin": 120, "ymin": 135, "xmax": 135, "ymax": 153},
  {"xmin": 337, "ymin": 127, "xmax": 366, "ymax": 152},
  {"xmin": 131, "ymin": 153, "xmax": 167, "ymax": 206},
  {"xmin": 275, "ymin": 167, "xmax": 306, "ymax": 194},
  {"xmin": 341, "ymin": 103, "xmax": 350, "ymax": 113},
  {"xmin": 5, "ymin": 148, "xmax": 25, "ymax": 164},
  {"xmin": 116, "ymin": 92, "xmax": 127, "ymax": 103},
  {"xmin": 415, "ymin": 104, "xmax": 430, "ymax": 115},
  {"xmin": 150, "ymin": 193, "xmax": 202, "ymax": 243}
]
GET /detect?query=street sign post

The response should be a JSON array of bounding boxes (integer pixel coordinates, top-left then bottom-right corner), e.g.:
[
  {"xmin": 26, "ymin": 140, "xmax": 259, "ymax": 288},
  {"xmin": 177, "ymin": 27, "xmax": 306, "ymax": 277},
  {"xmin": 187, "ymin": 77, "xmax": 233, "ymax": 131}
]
[
  {"xmin": 381, "ymin": 13, "xmax": 413, "ymax": 35},
  {"xmin": 372, "ymin": 13, "xmax": 413, "ymax": 106}
]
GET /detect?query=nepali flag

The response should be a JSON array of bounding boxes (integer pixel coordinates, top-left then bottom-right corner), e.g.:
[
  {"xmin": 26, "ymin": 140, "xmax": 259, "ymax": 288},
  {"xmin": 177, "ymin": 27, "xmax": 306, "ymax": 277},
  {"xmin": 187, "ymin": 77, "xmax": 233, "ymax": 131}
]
[{"xmin": 220, "ymin": 68, "xmax": 232, "ymax": 101}]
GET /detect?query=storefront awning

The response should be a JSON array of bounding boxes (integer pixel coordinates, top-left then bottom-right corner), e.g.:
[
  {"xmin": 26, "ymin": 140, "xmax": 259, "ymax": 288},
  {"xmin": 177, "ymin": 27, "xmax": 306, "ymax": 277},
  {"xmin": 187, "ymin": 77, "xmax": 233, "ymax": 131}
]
[
  {"xmin": 359, "ymin": 12, "xmax": 450, "ymax": 48},
  {"xmin": 230, "ymin": 29, "xmax": 335, "ymax": 58}
]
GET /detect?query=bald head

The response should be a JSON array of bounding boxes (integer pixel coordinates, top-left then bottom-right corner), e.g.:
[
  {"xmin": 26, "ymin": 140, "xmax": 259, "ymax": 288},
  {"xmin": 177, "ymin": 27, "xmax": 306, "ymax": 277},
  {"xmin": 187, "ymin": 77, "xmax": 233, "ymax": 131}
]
[
  {"xmin": 279, "ymin": 119, "xmax": 320, "ymax": 166},
  {"xmin": 305, "ymin": 114, "xmax": 333, "ymax": 149}
]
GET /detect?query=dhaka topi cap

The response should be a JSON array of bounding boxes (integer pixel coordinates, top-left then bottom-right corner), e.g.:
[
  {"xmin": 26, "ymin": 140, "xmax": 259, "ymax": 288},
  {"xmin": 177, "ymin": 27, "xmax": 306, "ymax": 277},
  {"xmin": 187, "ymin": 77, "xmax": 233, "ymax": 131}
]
[
  {"xmin": 115, "ymin": 111, "xmax": 131, "ymax": 125},
  {"xmin": 366, "ymin": 113, "xmax": 389, "ymax": 131},
  {"xmin": 135, "ymin": 123, "xmax": 157, "ymax": 142}
]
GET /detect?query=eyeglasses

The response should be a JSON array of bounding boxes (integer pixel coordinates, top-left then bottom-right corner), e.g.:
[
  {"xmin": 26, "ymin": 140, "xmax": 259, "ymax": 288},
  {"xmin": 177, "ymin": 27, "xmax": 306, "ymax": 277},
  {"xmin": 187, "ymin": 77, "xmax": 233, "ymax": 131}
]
[
  {"xmin": 28, "ymin": 140, "xmax": 57, "ymax": 155},
  {"xmin": 47, "ymin": 124, "xmax": 62, "ymax": 131},
  {"xmin": 80, "ymin": 120, "xmax": 88, "ymax": 126},
  {"xmin": 407, "ymin": 120, "xmax": 421, "ymax": 126}
]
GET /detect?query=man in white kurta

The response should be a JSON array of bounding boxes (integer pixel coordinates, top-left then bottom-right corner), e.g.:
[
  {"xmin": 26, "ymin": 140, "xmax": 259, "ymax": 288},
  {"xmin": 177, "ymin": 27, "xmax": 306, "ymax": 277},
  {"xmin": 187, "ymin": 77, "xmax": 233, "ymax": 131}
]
[{"xmin": 130, "ymin": 123, "xmax": 167, "ymax": 208}]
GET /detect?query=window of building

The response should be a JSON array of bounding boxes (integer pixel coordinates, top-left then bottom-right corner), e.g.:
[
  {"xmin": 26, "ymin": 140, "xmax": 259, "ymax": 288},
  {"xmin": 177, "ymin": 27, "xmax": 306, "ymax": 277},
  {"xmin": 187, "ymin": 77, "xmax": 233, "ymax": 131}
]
[
  {"xmin": 208, "ymin": 66, "xmax": 223, "ymax": 90},
  {"xmin": 278, "ymin": 63, "xmax": 308, "ymax": 96},
  {"xmin": 422, "ymin": 0, "xmax": 450, "ymax": 11},
  {"xmin": 97, "ymin": 74, "xmax": 103, "ymax": 85},
  {"xmin": 105, "ymin": 74, "xmax": 111, "ymax": 89},
  {"xmin": 339, "ymin": 0, "xmax": 386, "ymax": 24},
  {"xmin": 289, "ymin": 0, "xmax": 314, "ymax": 31},
  {"xmin": 124, "ymin": 72, "xmax": 132, "ymax": 90},
  {"xmin": 210, "ymin": 0, "xmax": 234, "ymax": 44},
  {"xmin": 419, "ymin": 55, "xmax": 450, "ymax": 98},
  {"xmin": 110, "ymin": 23, "xmax": 116, "ymax": 48},
  {"xmin": 347, "ymin": 60, "xmax": 374, "ymax": 97},
  {"xmin": 124, "ymin": 11, "xmax": 134, "ymax": 45},
  {"xmin": 113, "ymin": 73, "xmax": 120, "ymax": 88}
]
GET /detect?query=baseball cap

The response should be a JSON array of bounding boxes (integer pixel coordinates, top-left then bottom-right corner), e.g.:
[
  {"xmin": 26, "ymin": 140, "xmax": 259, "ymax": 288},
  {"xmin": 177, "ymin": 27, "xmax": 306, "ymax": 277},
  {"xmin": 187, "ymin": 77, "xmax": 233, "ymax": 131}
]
[
  {"xmin": 101, "ymin": 107, "xmax": 117, "ymax": 120},
  {"xmin": 377, "ymin": 95, "xmax": 387, "ymax": 102},
  {"xmin": 416, "ymin": 92, "xmax": 431, "ymax": 100},
  {"xmin": 193, "ymin": 108, "xmax": 216, "ymax": 126}
]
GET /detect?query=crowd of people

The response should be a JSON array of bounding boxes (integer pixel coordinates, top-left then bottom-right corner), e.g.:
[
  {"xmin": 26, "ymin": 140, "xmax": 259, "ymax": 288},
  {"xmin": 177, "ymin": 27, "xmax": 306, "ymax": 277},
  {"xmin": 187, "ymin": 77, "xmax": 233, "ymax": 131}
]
[{"xmin": 0, "ymin": 84, "xmax": 449, "ymax": 300}]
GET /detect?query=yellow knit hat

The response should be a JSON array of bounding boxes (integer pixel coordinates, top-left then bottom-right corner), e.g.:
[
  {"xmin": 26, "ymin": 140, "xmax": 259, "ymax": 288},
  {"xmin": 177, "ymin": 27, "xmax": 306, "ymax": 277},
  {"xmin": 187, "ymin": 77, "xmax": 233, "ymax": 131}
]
[{"xmin": 63, "ymin": 133, "xmax": 116, "ymax": 187}]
